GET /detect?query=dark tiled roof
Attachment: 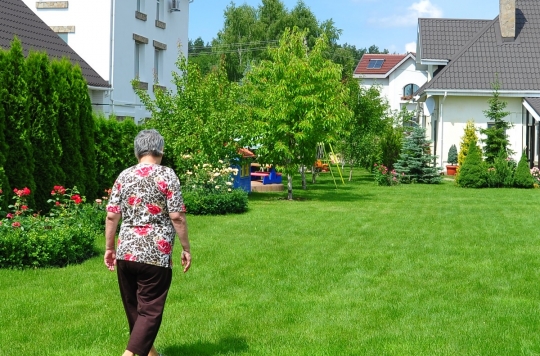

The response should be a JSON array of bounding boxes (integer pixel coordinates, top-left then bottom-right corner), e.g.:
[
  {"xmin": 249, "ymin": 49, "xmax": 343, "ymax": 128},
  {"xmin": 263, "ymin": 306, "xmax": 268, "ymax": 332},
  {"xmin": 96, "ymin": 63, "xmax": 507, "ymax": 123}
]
[
  {"xmin": 418, "ymin": 19, "xmax": 491, "ymax": 61},
  {"xmin": 354, "ymin": 53, "xmax": 410, "ymax": 76},
  {"xmin": 525, "ymin": 97, "xmax": 540, "ymax": 115},
  {"xmin": 0, "ymin": 0, "xmax": 109, "ymax": 88},
  {"xmin": 419, "ymin": 0, "xmax": 540, "ymax": 93}
]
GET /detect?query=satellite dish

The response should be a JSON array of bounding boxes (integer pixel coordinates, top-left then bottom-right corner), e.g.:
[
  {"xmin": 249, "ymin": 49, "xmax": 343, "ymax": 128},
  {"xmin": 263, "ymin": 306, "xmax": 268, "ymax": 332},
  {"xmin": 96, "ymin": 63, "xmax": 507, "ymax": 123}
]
[{"xmin": 425, "ymin": 97, "xmax": 435, "ymax": 115}]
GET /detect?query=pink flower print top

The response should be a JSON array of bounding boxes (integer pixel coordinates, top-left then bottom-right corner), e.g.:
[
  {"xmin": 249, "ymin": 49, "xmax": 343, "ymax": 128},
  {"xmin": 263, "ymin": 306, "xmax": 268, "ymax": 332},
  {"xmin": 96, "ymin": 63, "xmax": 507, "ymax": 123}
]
[{"xmin": 106, "ymin": 163, "xmax": 186, "ymax": 268}]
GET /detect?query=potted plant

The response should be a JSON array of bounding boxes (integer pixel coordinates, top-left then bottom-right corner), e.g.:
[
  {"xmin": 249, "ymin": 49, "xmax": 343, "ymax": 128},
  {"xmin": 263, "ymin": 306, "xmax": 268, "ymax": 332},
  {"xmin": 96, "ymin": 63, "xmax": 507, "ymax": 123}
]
[{"xmin": 446, "ymin": 144, "xmax": 458, "ymax": 175}]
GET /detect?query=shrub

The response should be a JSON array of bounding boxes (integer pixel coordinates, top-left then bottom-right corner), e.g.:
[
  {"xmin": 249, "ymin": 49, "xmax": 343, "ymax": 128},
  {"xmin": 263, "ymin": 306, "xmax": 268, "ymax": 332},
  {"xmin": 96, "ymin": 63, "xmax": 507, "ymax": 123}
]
[
  {"xmin": 456, "ymin": 140, "xmax": 487, "ymax": 188},
  {"xmin": 447, "ymin": 144, "xmax": 458, "ymax": 165},
  {"xmin": 394, "ymin": 126, "xmax": 441, "ymax": 184},
  {"xmin": 457, "ymin": 120, "xmax": 480, "ymax": 177},
  {"xmin": 486, "ymin": 149, "xmax": 514, "ymax": 188},
  {"xmin": 183, "ymin": 189, "xmax": 248, "ymax": 215},
  {"xmin": 373, "ymin": 163, "xmax": 400, "ymax": 186},
  {"xmin": 514, "ymin": 151, "xmax": 535, "ymax": 188},
  {"xmin": 531, "ymin": 167, "xmax": 540, "ymax": 186}
]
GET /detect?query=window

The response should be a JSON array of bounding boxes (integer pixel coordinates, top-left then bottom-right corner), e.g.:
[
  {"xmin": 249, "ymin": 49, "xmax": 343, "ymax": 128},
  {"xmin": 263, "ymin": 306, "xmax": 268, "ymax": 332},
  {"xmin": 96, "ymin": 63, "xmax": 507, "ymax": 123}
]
[
  {"xmin": 154, "ymin": 49, "xmax": 161, "ymax": 83},
  {"xmin": 367, "ymin": 59, "xmax": 384, "ymax": 69},
  {"xmin": 403, "ymin": 84, "xmax": 420, "ymax": 98},
  {"xmin": 135, "ymin": 42, "xmax": 142, "ymax": 78},
  {"xmin": 57, "ymin": 33, "xmax": 68, "ymax": 43},
  {"xmin": 136, "ymin": 0, "xmax": 144, "ymax": 12},
  {"xmin": 156, "ymin": 0, "xmax": 161, "ymax": 21}
]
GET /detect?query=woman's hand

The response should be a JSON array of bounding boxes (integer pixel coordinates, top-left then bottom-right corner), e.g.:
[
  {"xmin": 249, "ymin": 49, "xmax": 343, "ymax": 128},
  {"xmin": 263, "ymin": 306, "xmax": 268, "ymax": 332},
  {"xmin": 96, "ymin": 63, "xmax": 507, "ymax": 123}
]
[
  {"xmin": 104, "ymin": 249, "xmax": 116, "ymax": 271},
  {"xmin": 181, "ymin": 250, "xmax": 191, "ymax": 273}
]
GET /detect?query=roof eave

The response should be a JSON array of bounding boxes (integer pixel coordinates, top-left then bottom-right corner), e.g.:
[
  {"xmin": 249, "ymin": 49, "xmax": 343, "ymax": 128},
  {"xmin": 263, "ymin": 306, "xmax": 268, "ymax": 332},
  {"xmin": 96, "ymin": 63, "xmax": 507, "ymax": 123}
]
[
  {"xmin": 420, "ymin": 59, "xmax": 448, "ymax": 66},
  {"xmin": 423, "ymin": 89, "xmax": 540, "ymax": 97}
]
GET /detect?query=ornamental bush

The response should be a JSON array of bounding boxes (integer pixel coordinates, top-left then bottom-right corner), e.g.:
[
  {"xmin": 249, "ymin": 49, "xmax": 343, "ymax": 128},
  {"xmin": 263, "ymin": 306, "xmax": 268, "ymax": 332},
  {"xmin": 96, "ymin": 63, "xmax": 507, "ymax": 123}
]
[
  {"xmin": 183, "ymin": 189, "xmax": 248, "ymax": 215},
  {"xmin": 456, "ymin": 140, "xmax": 487, "ymax": 188},
  {"xmin": 514, "ymin": 151, "xmax": 535, "ymax": 189}
]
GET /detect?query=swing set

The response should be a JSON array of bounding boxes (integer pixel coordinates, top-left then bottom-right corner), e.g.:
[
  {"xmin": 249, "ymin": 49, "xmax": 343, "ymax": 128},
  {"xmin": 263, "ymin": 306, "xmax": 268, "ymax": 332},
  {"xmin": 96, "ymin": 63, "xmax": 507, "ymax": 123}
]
[{"xmin": 314, "ymin": 143, "xmax": 345, "ymax": 188}]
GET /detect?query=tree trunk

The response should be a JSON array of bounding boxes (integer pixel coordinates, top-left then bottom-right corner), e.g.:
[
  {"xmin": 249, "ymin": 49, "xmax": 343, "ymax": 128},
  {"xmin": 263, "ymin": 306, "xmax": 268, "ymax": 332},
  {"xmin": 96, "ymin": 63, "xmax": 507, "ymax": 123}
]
[
  {"xmin": 287, "ymin": 174, "xmax": 293, "ymax": 200},
  {"xmin": 301, "ymin": 165, "xmax": 306, "ymax": 189},
  {"xmin": 311, "ymin": 166, "xmax": 316, "ymax": 184},
  {"xmin": 349, "ymin": 166, "xmax": 353, "ymax": 181}
]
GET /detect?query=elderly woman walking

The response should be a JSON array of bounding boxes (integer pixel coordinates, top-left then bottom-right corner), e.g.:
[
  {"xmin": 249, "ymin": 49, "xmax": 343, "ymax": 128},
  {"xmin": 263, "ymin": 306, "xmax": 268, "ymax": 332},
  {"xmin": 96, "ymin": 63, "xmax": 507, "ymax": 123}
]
[{"xmin": 104, "ymin": 129, "xmax": 191, "ymax": 356}]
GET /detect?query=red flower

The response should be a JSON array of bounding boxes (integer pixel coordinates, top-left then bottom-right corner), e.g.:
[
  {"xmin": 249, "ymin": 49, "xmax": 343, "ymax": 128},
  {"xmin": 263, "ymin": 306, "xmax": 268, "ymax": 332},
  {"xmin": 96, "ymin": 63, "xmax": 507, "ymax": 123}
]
[
  {"xmin": 133, "ymin": 224, "xmax": 152, "ymax": 236},
  {"xmin": 71, "ymin": 195, "xmax": 82, "ymax": 204},
  {"xmin": 146, "ymin": 204, "xmax": 162, "ymax": 215},
  {"xmin": 135, "ymin": 166, "xmax": 154, "ymax": 177},
  {"xmin": 55, "ymin": 201, "xmax": 61, "ymax": 206},
  {"xmin": 22, "ymin": 187, "xmax": 30, "ymax": 196},
  {"xmin": 124, "ymin": 254, "xmax": 137, "ymax": 261},
  {"xmin": 12, "ymin": 222, "xmax": 21, "ymax": 228},
  {"xmin": 157, "ymin": 180, "xmax": 168, "ymax": 192},
  {"xmin": 0, "ymin": 189, "xmax": 3, "ymax": 194},
  {"xmin": 21, "ymin": 205, "xmax": 28, "ymax": 211},
  {"xmin": 157, "ymin": 239, "xmax": 172, "ymax": 254},
  {"xmin": 128, "ymin": 195, "xmax": 142, "ymax": 206},
  {"xmin": 6, "ymin": 213, "xmax": 13, "ymax": 219},
  {"xmin": 52, "ymin": 186, "xmax": 66, "ymax": 195},
  {"xmin": 107, "ymin": 205, "xmax": 121, "ymax": 213}
]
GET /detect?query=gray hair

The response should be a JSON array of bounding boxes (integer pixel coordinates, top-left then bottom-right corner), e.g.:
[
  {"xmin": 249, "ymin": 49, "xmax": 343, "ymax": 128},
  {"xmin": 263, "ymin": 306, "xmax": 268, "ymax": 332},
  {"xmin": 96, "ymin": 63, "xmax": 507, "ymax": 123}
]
[{"xmin": 134, "ymin": 129, "xmax": 164, "ymax": 159}]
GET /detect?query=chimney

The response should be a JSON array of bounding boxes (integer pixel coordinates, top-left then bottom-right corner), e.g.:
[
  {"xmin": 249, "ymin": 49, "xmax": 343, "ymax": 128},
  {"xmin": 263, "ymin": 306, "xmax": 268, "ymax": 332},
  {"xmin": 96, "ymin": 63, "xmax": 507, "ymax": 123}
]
[{"xmin": 499, "ymin": 0, "xmax": 516, "ymax": 40}]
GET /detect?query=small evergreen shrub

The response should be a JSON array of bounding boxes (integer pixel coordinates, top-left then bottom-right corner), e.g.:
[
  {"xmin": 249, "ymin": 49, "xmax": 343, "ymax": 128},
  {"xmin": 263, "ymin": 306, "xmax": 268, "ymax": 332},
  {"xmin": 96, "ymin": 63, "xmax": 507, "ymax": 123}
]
[
  {"xmin": 456, "ymin": 140, "xmax": 487, "ymax": 188},
  {"xmin": 514, "ymin": 151, "xmax": 535, "ymax": 188},
  {"xmin": 447, "ymin": 144, "xmax": 458, "ymax": 165},
  {"xmin": 183, "ymin": 189, "xmax": 248, "ymax": 215},
  {"xmin": 394, "ymin": 126, "xmax": 441, "ymax": 184},
  {"xmin": 486, "ymin": 149, "xmax": 514, "ymax": 188}
]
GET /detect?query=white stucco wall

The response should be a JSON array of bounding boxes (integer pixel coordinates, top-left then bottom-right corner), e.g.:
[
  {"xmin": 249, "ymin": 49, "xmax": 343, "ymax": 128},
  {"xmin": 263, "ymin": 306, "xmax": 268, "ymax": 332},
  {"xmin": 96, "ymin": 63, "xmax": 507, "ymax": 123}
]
[
  {"xmin": 359, "ymin": 57, "xmax": 427, "ymax": 113},
  {"xmin": 431, "ymin": 95, "xmax": 524, "ymax": 167},
  {"xmin": 23, "ymin": 0, "xmax": 191, "ymax": 122}
]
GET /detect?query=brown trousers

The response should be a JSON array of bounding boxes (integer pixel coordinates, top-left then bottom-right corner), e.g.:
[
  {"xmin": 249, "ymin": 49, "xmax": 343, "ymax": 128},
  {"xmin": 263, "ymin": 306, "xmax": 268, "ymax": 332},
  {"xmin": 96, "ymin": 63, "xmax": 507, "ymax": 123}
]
[{"xmin": 117, "ymin": 260, "xmax": 172, "ymax": 356}]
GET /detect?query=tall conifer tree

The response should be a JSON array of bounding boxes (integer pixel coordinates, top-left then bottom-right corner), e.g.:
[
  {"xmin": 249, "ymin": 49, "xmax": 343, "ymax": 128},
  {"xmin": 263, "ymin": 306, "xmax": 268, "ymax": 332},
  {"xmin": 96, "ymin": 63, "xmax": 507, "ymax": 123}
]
[
  {"xmin": 2, "ymin": 37, "xmax": 35, "ymax": 207},
  {"xmin": 52, "ymin": 58, "xmax": 85, "ymax": 194},
  {"xmin": 26, "ymin": 51, "xmax": 64, "ymax": 212},
  {"xmin": 73, "ymin": 66, "xmax": 97, "ymax": 199},
  {"xmin": 0, "ymin": 50, "xmax": 11, "ymax": 211}
]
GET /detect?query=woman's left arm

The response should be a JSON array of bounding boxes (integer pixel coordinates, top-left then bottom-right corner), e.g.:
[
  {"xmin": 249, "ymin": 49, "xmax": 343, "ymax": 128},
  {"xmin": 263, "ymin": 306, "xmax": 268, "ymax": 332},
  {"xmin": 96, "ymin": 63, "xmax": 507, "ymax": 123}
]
[{"xmin": 104, "ymin": 212, "xmax": 121, "ymax": 271}]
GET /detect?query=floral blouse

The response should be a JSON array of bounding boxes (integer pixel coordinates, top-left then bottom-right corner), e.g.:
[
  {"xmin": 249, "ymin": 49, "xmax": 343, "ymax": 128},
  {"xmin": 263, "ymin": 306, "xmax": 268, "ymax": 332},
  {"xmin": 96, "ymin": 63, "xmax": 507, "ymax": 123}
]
[{"xmin": 107, "ymin": 163, "xmax": 186, "ymax": 268}]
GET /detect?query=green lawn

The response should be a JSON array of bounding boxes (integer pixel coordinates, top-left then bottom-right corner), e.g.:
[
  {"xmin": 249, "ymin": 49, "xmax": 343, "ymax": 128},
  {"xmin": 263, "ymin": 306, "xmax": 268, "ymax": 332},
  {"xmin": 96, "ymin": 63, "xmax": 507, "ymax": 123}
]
[{"xmin": 2, "ymin": 170, "xmax": 540, "ymax": 355}]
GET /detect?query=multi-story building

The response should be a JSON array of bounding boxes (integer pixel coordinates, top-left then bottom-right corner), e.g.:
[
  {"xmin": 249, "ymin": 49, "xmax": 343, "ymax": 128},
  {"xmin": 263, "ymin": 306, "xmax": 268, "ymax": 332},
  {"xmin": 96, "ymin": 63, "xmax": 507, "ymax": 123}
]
[{"xmin": 24, "ymin": 0, "xmax": 192, "ymax": 122}]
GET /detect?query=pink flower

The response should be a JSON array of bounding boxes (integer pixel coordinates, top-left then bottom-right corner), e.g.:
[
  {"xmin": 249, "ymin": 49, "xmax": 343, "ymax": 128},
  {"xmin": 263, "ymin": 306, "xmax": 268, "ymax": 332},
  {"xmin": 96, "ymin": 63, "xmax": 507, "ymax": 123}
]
[
  {"xmin": 21, "ymin": 205, "xmax": 28, "ymax": 210},
  {"xmin": 133, "ymin": 224, "xmax": 152, "ymax": 236},
  {"xmin": 146, "ymin": 204, "xmax": 161, "ymax": 215},
  {"xmin": 95, "ymin": 199, "xmax": 102, "ymax": 205},
  {"xmin": 156, "ymin": 180, "xmax": 173, "ymax": 199},
  {"xmin": 6, "ymin": 213, "xmax": 13, "ymax": 219},
  {"xmin": 12, "ymin": 222, "xmax": 21, "ymax": 228},
  {"xmin": 55, "ymin": 201, "xmax": 61, "ymax": 206},
  {"xmin": 107, "ymin": 205, "xmax": 121, "ymax": 214},
  {"xmin": 124, "ymin": 254, "xmax": 137, "ymax": 261},
  {"xmin": 0, "ymin": 189, "xmax": 2, "ymax": 194},
  {"xmin": 157, "ymin": 239, "xmax": 172, "ymax": 254},
  {"xmin": 135, "ymin": 166, "xmax": 154, "ymax": 177},
  {"xmin": 128, "ymin": 196, "xmax": 142, "ymax": 206}
]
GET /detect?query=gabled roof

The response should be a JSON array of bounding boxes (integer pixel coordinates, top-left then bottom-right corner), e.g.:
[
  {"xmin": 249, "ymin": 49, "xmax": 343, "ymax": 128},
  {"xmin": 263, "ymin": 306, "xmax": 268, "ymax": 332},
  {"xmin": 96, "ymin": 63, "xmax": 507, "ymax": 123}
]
[
  {"xmin": 353, "ymin": 53, "xmax": 415, "ymax": 79},
  {"xmin": 0, "ymin": 0, "xmax": 109, "ymax": 88},
  {"xmin": 417, "ymin": 18, "xmax": 491, "ymax": 62},
  {"xmin": 417, "ymin": 0, "xmax": 540, "ymax": 96}
]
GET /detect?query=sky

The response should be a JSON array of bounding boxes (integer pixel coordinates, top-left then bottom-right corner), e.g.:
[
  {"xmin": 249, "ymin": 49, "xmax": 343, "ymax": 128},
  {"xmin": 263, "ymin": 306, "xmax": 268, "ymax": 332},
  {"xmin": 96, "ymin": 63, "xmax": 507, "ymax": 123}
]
[{"xmin": 188, "ymin": 0, "xmax": 500, "ymax": 54}]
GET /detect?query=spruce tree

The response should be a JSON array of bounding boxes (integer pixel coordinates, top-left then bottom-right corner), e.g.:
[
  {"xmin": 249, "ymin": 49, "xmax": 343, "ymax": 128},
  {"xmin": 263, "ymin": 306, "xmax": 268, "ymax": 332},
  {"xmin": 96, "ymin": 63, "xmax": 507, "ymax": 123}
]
[
  {"xmin": 456, "ymin": 139, "xmax": 487, "ymax": 188},
  {"xmin": 2, "ymin": 37, "xmax": 36, "ymax": 207},
  {"xmin": 73, "ymin": 66, "xmax": 97, "ymax": 199},
  {"xmin": 514, "ymin": 151, "xmax": 535, "ymax": 188},
  {"xmin": 26, "ymin": 51, "xmax": 64, "ymax": 212},
  {"xmin": 0, "ymin": 50, "xmax": 10, "ymax": 212},
  {"xmin": 394, "ymin": 125, "xmax": 441, "ymax": 184},
  {"xmin": 457, "ymin": 120, "xmax": 480, "ymax": 176},
  {"xmin": 52, "ymin": 58, "xmax": 85, "ymax": 194},
  {"xmin": 480, "ymin": 80, "xmax": 512, "ymax": 164}
]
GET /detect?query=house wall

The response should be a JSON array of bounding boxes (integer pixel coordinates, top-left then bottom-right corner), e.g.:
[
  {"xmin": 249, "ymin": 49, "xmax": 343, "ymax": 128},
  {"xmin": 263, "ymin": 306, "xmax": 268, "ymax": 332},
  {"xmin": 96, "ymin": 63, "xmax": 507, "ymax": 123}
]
[
  {"xmin": 359, "ymin": 58, "xmax": 427, "ymax": 113},
  {"xmin": 433, "ymin": 95, "xmax": 523, "ymax": 167},
  {"xmin": 23, "ymin": 0, "xmax": 191, "ymax": 123}
]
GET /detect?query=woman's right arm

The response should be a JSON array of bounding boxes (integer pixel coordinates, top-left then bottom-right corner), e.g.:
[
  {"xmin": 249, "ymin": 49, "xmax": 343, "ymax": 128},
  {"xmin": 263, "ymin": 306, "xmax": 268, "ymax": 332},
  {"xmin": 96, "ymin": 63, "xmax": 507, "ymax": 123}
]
[{"xmin": 169, "ymin": 211, "xmax": 191, "ymax": 273}]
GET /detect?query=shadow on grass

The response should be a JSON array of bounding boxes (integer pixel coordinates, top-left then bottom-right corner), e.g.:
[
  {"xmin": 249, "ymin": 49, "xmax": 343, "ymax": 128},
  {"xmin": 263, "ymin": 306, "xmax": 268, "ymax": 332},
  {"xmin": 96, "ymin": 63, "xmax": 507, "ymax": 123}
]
[{"xmin": 162, "ymin": 336, "xmax": 248, "ymax": 356}]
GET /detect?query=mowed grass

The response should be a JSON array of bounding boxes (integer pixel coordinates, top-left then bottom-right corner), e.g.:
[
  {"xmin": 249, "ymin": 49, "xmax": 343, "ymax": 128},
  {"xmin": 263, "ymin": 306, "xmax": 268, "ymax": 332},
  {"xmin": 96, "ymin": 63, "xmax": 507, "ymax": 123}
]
[{"xmin": 2, "ymin": 169, "xmax": 540, "ymax": 355}]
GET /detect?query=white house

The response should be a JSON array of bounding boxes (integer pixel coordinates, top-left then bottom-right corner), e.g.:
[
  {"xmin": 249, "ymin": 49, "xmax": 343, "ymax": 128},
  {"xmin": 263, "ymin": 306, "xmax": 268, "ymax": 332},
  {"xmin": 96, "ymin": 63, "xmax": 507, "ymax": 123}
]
[
  {"xmin": 23, "ymin": 0, "xmax": 192, "ymax": 122},
  {"xmin": 353, "ymin": 53, "xmax": 428, "ymax": 114},
  {"xmin": 415, "ymin": 0, "xmax": 540, "ymax": 168}
]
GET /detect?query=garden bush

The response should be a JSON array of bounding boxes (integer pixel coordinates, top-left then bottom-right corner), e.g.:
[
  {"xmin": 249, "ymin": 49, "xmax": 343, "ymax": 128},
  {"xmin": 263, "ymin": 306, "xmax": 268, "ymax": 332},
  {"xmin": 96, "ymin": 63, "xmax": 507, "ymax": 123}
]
[
  {"xmin": 514, "ymin": 151, "xmax": 535, "ymax": 188},
  {"xmin": 486, "ymin": 149, "xmax": 514, "ymax": 188},
  {"xmin": 183, "ymin": 188, "xmax": 248, "ymax": 215},
  {"xmin": 456, "ymin": 140, "xmax": 487, "ymax": 188}
]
